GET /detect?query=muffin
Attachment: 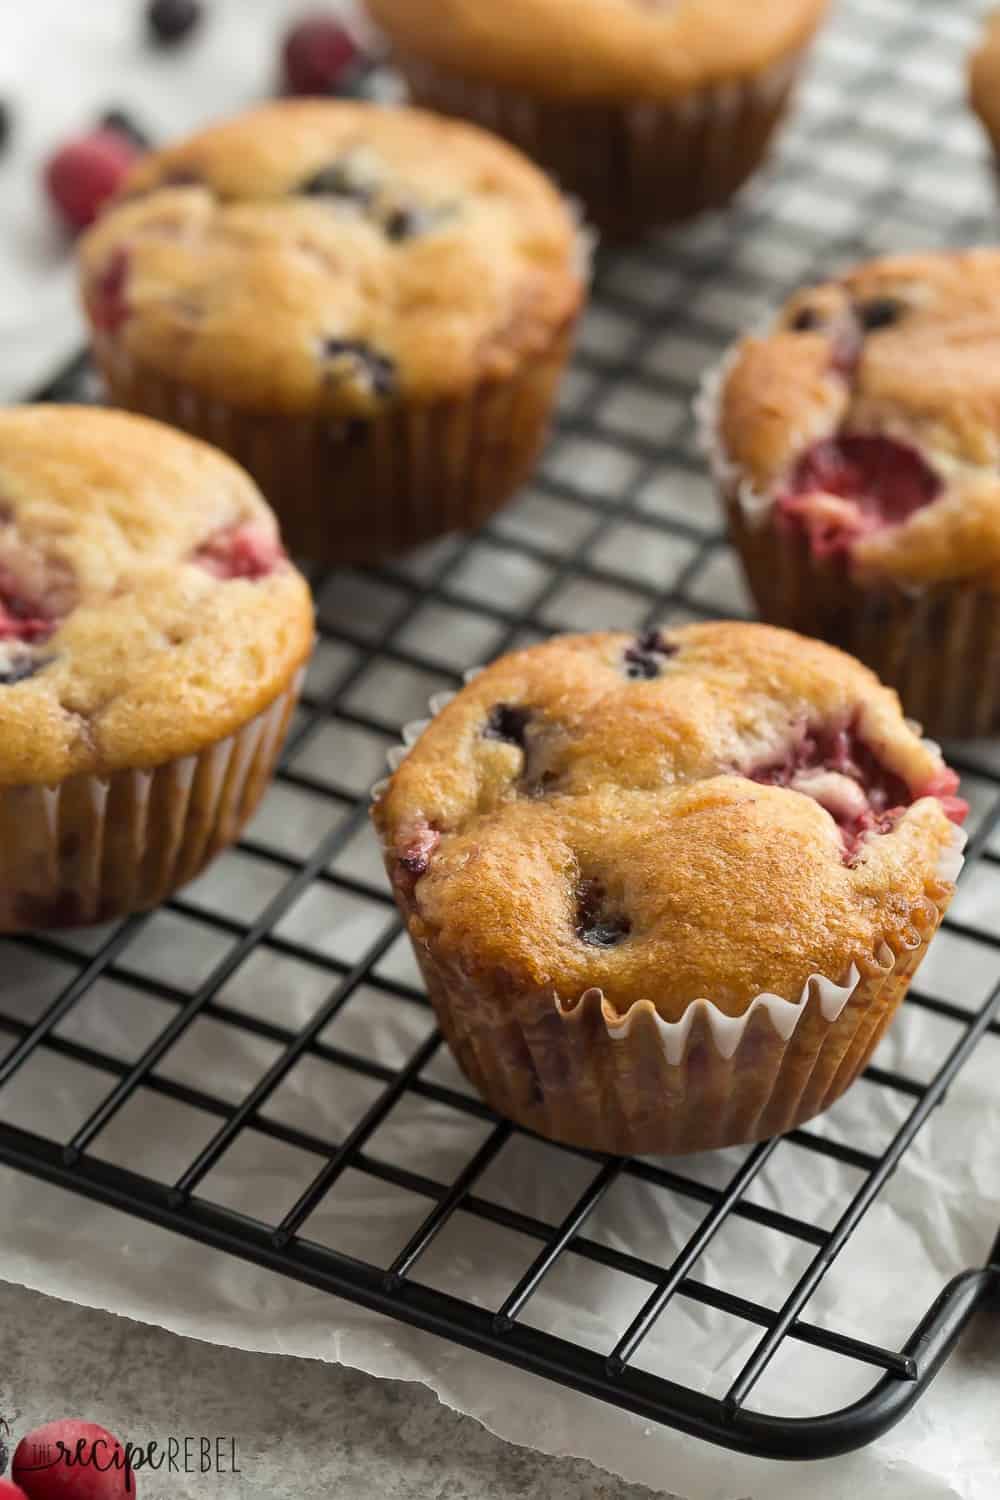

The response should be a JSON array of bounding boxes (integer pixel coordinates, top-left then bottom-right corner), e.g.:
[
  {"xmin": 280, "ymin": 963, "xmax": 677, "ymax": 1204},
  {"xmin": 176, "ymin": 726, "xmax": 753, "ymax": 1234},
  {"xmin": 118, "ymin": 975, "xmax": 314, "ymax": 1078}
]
[
  {"xmin": 701, "ymin": 249, "xmax": 1000, "ymax": 740},
  {"xmin": 970, "ymin": 12, "xmax": 1000, "ymax": 165},
  {"xmin": 365, "ymin": 0, "xmax": 830, "ymax": 240},
  {"xmin": 372, "ymin": 623, "xmax": 966, "ymax": 1156},
  {"xmin": 77, "ymin": 101, "xmax": 585, "ymax": 565},
  {"xmin": 0, "ymin": 406, "xmax": 313, "ymax": 933}
]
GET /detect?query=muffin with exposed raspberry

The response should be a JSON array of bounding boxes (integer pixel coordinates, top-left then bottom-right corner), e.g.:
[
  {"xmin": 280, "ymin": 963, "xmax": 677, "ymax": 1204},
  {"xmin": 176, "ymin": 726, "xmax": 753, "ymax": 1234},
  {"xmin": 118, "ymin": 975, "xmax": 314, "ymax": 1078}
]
[
  {"xmin": 372, "ymin": 623, "xmax": 966, "ymax": 1155},
  {"xmin": 77, "ymin": 100, "xmax": 585, "ymax": 565},
  {"xmin": 0, "ymin": 405, "xmax": 313, "ymax": 932},
  {"xmin": 365, "ymin": 0, "xmax": 829, "ymax": 239},
  {"xmin": 702, "ymin": 250, "xmax": 1000, "ymax": 739}
]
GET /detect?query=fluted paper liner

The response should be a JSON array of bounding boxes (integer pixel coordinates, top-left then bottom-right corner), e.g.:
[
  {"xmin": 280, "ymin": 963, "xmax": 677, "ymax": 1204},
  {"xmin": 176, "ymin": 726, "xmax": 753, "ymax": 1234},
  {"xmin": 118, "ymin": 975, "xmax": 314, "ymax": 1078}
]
[
  {"xmin": 394, "ymin": 47, "xmax": 808, "ymax": 239},
  {"xmin": 0, "ymin": 675, "xmax": 301, "ymax": 934},
  {"xmin": 695, "ymin": 346, "xmax": 1000, "ymax": 739},
  {"xmin": 371, "ymin": 677, "xmax": 965, "ymax": 1155}
]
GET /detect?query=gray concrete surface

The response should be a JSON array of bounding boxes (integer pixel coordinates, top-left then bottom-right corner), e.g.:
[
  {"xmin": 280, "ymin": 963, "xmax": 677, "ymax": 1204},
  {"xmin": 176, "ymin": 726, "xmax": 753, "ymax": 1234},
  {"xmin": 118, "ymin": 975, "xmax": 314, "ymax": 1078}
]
[{"xmin": 0, "ymin": 1282, "xmax": 664, "ymax": 1499}]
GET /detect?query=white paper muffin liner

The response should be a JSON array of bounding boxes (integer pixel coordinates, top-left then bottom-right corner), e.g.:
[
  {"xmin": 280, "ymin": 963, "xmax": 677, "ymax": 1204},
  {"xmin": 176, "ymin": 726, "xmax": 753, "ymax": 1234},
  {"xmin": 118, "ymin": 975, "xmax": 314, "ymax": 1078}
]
[
  {"xmin": 370, "ymin": 673, "xmax": 964, "ymax": 1154},
  {"xmin": 394, "ymin": 45, "xmax": 811, "ymax": 240},
  {"xmin": 0, "ymin": 674, "xmax": 302, "ymax": 934},
  {"xmin": 695, "ymin": 344, "xmax": 1000, "ymax": 738}
]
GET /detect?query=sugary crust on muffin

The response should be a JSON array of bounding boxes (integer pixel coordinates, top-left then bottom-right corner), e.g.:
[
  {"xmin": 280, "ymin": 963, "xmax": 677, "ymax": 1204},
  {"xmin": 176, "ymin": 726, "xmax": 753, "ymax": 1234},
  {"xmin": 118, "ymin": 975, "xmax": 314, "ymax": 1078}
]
[
  {"xmin": 718, "ymin": 250, "xmax": 1000, "ymax": 584},
  {"xmin": 366, "ymin": 0, "xmax": 830, "ymax": 101},
  {"xmin": 0, "ymin": 407, "xmax": 314, "ymax": 785},
  {"xmin": 373, "ymin": 623, "xmax": 960, "ymax": 1022},
  {"xmin": 970, "ymin": 11, "xmax": 1000, "ymax": 143},
  {"xmin": 78, "ymin": 102, "xmax": 584, "ymax": 416}
]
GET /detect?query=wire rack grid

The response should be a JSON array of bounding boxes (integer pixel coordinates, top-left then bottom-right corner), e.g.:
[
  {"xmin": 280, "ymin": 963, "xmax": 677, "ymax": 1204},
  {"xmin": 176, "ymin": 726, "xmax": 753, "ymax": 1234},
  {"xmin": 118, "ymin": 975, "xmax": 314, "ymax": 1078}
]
[{"xmin": 2, "ymin": 0, "xmax": 1000, "ymax": 1464}]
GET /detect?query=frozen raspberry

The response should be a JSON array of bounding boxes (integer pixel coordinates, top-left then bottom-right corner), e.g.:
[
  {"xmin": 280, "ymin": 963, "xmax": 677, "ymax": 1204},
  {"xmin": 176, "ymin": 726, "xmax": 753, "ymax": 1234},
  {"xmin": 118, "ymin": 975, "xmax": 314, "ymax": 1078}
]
[
  {"xmin": 0, "ymin": 1481, "xmax": 29, "ymax": 1500},
  {"xmin": 194, "ymin": 523, "xmax": 285, "ymax": 581},
  {"xmin": 777, "ymin": 436, "xmax": 942, "ymax": 558},
  {"xmin": 89, "ymin": 248, "xmax": 130, "ymax": 334},
  {"xmin": 12, "ymin": 1422, "xmax": 135, "ymax": 1500},
  {"xmin": 576, "ymin": 878, "xmax": 630, "ymax": 947},
  {"xmin": 45, "ymin": 130, "xmax": 139, "ymax": 231},
  {"xmin": 283, "ymin": 14, "xmax": 363, "ymax": 95},
  {"xmin": 148, "ymin": 0, "xmax": 202, "ymax": 45}
]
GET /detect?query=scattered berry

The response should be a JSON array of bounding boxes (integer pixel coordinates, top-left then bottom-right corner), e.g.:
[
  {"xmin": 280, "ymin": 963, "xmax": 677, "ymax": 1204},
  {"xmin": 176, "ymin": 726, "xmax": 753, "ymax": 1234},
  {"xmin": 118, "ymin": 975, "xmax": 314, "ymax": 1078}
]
[
  {"xmin": 147, "ymin": 0, "xmax": 202, "ymax": 46},
  {"xmin": 13, "ymin": 1422, "xmax": 135, "ymax": 1500},
  {"xmin": 97, "ymin": 109, "xmax": 151, "ymax": 151},
  {"xmin": 0, "ymin": 1480, "xmax": 30, "ymax": 1500},
  {"xmin": 194, "ymin": 522, "xmax": 285, "ymax": 580},
  {"xmin": 283, "ymin": 13, "xmax": 362, "ymax": 95},
  {"xmin": 45, "ymin": 130, "xmax": 139, "ymax": 231}
]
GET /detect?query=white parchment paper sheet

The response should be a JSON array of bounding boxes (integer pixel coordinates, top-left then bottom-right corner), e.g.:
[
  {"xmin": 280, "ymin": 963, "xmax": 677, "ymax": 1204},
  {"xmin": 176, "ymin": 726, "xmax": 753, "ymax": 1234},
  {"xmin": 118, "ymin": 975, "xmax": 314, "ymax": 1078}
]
[{"xmin": 1, "ymin": 2, "xmax": 999, "ymax": 1497}]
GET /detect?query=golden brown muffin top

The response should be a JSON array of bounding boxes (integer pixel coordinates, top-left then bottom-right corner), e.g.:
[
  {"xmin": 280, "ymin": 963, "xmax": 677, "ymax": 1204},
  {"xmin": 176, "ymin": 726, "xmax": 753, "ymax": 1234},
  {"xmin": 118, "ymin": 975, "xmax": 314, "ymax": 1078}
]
[
  {"xmin": 366, "ymin": 0, "xmax": 829, "ymax": 100},
  {"xmin": 77, "ymin": 101, "xmax": 584, "ymax": 417},
  {"xmin": 0, "ymin": 406, "xmax": 314, "ymax": 786},
  {"xmin": 715, "ymin": 250, "xmax": 1000, "ymax": 585},
  {"xmin": 373, "ymin": 623, "xmax": 965, "ymax": 1022},
  {"xmin": 970, "ymin": 11, "xmax": 1000, "ymax": 143}
]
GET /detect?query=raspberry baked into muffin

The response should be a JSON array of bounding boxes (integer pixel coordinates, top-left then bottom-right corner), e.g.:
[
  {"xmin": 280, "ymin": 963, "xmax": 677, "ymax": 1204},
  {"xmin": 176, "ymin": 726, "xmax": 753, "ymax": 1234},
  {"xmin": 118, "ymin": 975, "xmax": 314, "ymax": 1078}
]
[
  {"xmin": 77, "ymin": 101, "xmax": 585, "ymax": 564},
  {"xmin": 703, "ymin": 250, "xmax": 1000, "ymax": 739},
  {"xmin": 373, "ymin": 623, "xmax": 966, "ymax": 1155},
  {"xmin": 365, "ymin": 0, "xmax": 829, "ymax": 239},
  {"xmin": 0, "ymin": 406, "xmax": 313, "ymax": 932}
]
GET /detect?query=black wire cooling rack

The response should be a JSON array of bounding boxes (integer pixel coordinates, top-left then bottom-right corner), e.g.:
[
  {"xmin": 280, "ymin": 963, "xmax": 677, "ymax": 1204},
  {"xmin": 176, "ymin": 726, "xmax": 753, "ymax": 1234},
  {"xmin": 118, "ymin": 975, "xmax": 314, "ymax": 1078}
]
[{"xmin": 2, "ymin": 0, "xmax": 1000, "ymax": 1464}]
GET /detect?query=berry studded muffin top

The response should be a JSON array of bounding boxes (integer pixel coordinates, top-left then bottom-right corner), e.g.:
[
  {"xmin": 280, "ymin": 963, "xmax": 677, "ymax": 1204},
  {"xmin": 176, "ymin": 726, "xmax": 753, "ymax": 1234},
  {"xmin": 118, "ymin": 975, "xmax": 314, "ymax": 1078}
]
[
  {"xmin": 714, "ymin": 251, "xmax": 1000, "ymax": 585},
  {"xmin": 77, "ymin": 101, "xmax": 585, "ymax": 417},
  {"xmin": 374, "ymin": 623, "xmax": 965, "ymax": 1022},
  {"xmin": 365, "ymin": 0, "xmax": 830, "ymax": 100},
  {"xmin": 0, "ymin": 406, "xmax": 313, "ymax": 785}
]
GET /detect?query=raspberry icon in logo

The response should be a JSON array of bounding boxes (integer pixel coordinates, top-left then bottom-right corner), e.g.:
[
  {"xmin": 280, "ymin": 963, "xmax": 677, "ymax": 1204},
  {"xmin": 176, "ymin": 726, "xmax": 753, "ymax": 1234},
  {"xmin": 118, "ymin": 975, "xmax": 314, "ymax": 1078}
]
[{"xmin": 12, "ymin": 1422, "xmax": 136, "ymax": 1498}]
